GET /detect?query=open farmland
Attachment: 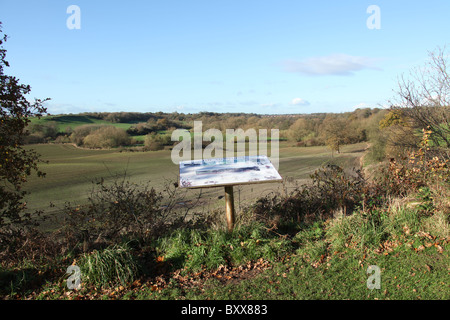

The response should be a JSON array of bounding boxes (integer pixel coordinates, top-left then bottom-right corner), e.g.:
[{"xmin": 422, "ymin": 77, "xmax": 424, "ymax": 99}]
[
  {"xmin": 29, "ymin": 114, "xmax": 137, "ymax": 132},
  {"xmin": 23, "ymin": 141, "xmax": 367, "ymax": 230}
]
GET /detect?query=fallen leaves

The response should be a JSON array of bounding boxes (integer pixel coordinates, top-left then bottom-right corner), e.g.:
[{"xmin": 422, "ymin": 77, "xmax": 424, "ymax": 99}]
[
  {"xmin": 415, "ymin": 231, "xmax": 434, "ymax": 240},
  {"xmin": 171, "ymin": 258, "xmax": 271, "ymax": 289},
  {"xmin": 373, "ymin": 230, "xmax": 448, "ymax": 255}
]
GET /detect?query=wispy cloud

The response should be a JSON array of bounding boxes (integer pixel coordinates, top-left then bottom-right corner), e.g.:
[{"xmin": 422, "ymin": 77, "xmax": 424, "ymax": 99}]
[{"xmin": 282, "ymin": 54, "xmax": 381, "ymax": 76}]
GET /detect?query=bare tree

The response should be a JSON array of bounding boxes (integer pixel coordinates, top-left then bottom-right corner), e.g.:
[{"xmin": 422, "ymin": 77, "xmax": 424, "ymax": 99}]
[{"xmin": 389, "ymin": 46, "xmax": 450, "ymax": 156}]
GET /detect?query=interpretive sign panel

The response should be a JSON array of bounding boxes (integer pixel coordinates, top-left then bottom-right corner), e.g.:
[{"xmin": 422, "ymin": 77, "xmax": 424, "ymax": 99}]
[
  {"xmin": 178, "ymin": 155, "xmax": 282, "ymax": 232},
  {"xmin": 179, "ymin": 155, "xmax": 282, "ymax": 188}
]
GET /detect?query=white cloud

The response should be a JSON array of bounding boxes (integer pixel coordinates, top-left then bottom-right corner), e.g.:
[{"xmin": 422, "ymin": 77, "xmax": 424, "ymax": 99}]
[
  {"xmin": 282, "ymin": 54, "xmax": 381, "ymax": 76},
  {"xmin": 290, "ymin": 98, "xmax": 310, "ymax": 106}
]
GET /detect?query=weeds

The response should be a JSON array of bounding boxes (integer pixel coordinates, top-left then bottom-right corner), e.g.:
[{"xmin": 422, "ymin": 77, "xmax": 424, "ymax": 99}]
[
  {"xmin": 154, "ymin": 222, "xmax": 292, "ymax": 274},
  {"xmin": 78, "ymin": 243, "xmax": 139, "ymax": 288},
  {"xmin": 252, "ymin": 165, "xmax": 369, "ymax": 235}
]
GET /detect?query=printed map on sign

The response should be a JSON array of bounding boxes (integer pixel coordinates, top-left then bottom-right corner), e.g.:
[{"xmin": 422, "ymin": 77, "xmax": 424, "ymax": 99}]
[{"xmin": 179, "ymin": 155, "xmax": 282, "ymax": 188}]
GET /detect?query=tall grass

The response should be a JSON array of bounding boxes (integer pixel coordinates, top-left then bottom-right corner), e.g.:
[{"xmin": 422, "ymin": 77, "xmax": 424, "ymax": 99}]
[
  {"xmin": 326, "ymin": 210, "xmax": 389, "ymax": 252},
  {"xmin": 155, "ymin": 222, "xmax": 292, "ymax": 273},
  {"xmin": 324, "ymin": 199, "xmax": 443, "ymax": 256},
  {"xmin": 78, "ymin": 243, "xmax": 139, "ymax": 288}
]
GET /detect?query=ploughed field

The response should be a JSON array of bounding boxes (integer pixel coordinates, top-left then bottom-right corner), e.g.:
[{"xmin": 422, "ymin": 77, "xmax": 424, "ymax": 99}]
[{"xmin": 23, "ymin": 142, "xmax": 367, "ymax": 231}]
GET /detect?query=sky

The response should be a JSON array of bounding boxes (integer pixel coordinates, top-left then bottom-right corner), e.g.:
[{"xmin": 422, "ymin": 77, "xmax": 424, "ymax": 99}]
[{"xmin": 0, "ymin": 0, "xmax": 449, "ymax": 115}]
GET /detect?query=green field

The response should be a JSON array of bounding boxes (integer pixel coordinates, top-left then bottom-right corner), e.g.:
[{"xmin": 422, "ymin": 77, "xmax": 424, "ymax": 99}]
[
  {"xmin": 23, "ymin": 141, "xmax": 367, "ymax": 230},
  {"xmin": 29, "ymin": 114, "xmax": 135, "ymax": 132}
]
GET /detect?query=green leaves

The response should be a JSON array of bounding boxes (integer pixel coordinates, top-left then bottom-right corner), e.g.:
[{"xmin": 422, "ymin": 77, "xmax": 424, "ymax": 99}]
[{"xmin": 0, "ymin": 22, "xmax": 49, "ymax": 231}]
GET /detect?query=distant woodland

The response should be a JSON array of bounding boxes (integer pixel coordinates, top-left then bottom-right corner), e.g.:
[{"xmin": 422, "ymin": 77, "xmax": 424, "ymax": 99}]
[{"xmin": 25, "ymin": 108, "xmax": 398, "ymax": 160}]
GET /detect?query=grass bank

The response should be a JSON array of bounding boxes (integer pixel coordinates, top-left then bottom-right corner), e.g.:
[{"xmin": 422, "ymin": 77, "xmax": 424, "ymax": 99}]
[{"xmin": 3, "ymin": 193, "xmax": 448, "ymax": 300}]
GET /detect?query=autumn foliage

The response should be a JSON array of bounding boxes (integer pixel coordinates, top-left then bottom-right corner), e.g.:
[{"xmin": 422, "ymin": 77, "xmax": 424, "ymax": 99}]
[{"xmin": 377, "ymin": 127, "xmax": 450, "ymax": 196}]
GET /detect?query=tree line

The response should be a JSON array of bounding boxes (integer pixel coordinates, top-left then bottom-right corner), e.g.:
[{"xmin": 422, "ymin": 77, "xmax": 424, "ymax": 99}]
[{"xmin": 24, "ymin": 108, "xmax": 387, "ymax": 152}]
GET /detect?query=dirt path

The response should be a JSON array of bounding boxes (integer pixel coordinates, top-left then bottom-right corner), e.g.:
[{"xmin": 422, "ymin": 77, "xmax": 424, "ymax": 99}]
[{"xmin": 359, "ymin": 142, "xmax": 371, "ymax": 168}]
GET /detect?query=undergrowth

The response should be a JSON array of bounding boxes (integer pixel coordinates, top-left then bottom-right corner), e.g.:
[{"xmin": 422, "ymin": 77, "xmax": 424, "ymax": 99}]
[{"xmin": 154, "ymin": 222, "xmax": 293, "ymax": 274}]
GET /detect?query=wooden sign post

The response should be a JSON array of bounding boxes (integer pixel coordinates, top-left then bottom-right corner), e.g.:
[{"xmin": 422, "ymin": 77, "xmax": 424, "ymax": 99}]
[
  {"xmin": 179, "ymin": 155, "xmax": 282, "ymax": 232},
  {"xmin": 224, "ymin": 185, "xmax": 235, "ymax": 232}
]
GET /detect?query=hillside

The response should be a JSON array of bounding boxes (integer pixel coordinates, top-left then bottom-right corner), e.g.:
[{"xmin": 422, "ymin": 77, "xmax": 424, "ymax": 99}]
[{"xmin": 2, "ymin": 110, "xmax": 449, "ymax": 302}]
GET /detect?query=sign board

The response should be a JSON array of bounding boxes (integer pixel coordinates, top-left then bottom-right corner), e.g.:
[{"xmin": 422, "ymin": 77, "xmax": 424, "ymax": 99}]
[
  {"xmin": 179, "ymin": 155, "xmax": 282, "ymax": 188},
  {"xmin": 178, "ymin": 155, "xmax": 282, "ymax": 232}
]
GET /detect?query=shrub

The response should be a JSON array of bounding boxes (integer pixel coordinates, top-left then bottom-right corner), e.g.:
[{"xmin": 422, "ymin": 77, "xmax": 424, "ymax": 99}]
[
  {"xmin": 0, "ymin": 227, "xmax": 60, "ymax": 268},
  {"xmin": 252, "ymin": 165, "xmax": 367, "ymax": 233},
  {"xmin": 144, "ymin": 133, "xmax": 164, "ymax": 151},
  {"xmin": 54, "ymin": 135, "xmax": 71, "ymax": 144},
  {"xmin": 27, "ymin": 122, "xmax": 59, "ymax": 142},
  {"xmin": 23, "ymin": 132, "xmax": 46, "ymax": 144},
  {"xmin": 303, "ymin": 137, "xmax": 321, "ymax": 146},
  {"xmin": 126, "ymin": 122, "xmax": 153, "ymax": 136},
  {"xmin": 366, "ymin": 133, "xmax": 387, "ymax": 163},
  {"xmin": 63, "ymin": 177, "xmax": 165, "ymax": 251},
  {"xmin": 144, "ymin": 132, "xmax": 172, "ymax": 151},
  {"xmin": 376, "ymin": 128, "xmax": 450, "ymax": 196},
  {"xmin": 83, "ymin": 126, "xmax": 131, "ymax": 149},
  {"xmin": 70, "ymin": 124, "xmax": 105, "ymax": 146}
]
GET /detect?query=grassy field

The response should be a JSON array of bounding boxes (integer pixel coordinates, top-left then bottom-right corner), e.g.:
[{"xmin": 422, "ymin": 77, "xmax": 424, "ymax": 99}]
[
  {"xmin": 29, "ymin": 114, "xmax": 135, "ymax": 132},
  {"xmin": 23, "ymin": 141, "xmax": 367, "ymax": 229}
]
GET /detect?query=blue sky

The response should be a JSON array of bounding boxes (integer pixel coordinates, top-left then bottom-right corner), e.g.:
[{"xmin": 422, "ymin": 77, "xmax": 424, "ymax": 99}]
[{"xmin": 1, "ymin": 0, "xmax": 449, "ymax": 115}]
